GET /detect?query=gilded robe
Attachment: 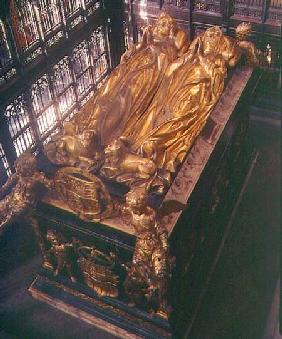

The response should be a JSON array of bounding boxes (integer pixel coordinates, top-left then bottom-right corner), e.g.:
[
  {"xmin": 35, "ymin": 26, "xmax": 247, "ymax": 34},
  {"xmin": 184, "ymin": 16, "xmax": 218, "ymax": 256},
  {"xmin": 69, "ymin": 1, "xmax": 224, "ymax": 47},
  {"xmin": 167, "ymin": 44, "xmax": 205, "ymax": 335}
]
[
  {"xmin": 123, "ymin": 30, "xmax": 240, "ymax": 174},
  {"xmin": 76, "ymin": 36, "xmax": 181, "ymax": 146}
]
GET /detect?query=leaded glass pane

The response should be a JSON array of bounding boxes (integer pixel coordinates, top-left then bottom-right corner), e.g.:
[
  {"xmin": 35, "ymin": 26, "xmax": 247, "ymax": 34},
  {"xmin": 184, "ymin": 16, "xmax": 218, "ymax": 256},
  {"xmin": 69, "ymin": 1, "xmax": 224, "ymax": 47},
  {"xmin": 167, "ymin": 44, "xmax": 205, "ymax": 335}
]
[
  {"xmin": 73, "ymin": 40, "xmax": 90, "ymax": 75},
  {"xmin": 53, "ymin": 56, "xmax": 76, "ymax": 116},
  {"xmin": 36, "ymin": 106, "xmax": 57, "ymax": 136},
  {"xmin": 76, "ymin": 69, "xmax": 92, "ymax": 97}
]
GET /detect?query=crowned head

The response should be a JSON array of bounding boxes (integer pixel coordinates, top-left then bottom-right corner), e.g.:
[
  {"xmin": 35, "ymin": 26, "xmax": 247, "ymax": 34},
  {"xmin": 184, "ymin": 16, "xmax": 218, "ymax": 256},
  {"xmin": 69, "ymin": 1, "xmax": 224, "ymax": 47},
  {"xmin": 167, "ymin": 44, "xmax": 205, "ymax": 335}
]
[
  {"xmin": 153, "ymin": 12, "xmax": 176, "ymax": 38},
  {"xmin": 202, "ymin": 26, "xmax": 223, "ymax": 54},
  {"xmin": 236, "ymin": 22, "xmax": 252, "ymax": 41}
]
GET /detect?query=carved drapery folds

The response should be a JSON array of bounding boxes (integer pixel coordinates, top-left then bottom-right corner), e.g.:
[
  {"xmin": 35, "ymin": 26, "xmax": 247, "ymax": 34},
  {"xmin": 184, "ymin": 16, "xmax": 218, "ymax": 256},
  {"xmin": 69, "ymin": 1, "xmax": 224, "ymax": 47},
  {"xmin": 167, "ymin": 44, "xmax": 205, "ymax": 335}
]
[{"xmin": 0, "ymin": 13, "xmax": 262, "ymax": 316}]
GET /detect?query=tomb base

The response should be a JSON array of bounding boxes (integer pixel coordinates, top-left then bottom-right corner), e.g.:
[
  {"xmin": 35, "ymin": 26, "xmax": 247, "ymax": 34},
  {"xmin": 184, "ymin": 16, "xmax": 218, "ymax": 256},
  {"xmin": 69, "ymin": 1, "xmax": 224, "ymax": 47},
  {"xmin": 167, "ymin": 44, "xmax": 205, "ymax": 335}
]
[{"xmin": 29, "ymin": 66, "xmax": 259, "ymax": 338}]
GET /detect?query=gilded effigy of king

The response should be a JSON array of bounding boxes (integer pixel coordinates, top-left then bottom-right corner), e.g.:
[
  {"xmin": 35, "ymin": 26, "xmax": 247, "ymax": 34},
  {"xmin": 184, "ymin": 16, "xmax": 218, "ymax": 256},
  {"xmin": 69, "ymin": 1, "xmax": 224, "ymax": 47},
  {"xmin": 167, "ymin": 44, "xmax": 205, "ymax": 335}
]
[
  {"xmin": 0, "ymin": 13, "xmax": 262, "ymax": 319},
  {"xmin": 73, "ymin": 12, "xmax": 189, "ymax": 147}
]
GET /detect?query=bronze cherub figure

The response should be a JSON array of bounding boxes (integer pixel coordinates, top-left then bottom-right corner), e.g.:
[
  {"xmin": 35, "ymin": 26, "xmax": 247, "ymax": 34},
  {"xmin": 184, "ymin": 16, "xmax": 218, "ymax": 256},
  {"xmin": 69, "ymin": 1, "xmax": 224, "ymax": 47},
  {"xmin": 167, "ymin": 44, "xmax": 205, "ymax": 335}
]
[{"xmin": 0, "ymin": 152, "xmax": 52, "ymax": 229}]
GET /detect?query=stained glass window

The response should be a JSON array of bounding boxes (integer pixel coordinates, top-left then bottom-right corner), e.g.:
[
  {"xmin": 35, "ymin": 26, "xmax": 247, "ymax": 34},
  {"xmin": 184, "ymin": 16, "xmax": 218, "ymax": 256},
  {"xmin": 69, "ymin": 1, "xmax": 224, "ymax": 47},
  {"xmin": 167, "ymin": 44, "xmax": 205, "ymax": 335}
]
[
  {"xmin": 5, "ymin": 96, "xmax": 35, "ymax": 156},
  {"xmin": 85, "ymin": 0, "xmax": 100, "ymax": 17},
  {"xmin": 31, "ymin": 75, "xmax": 58, "ymax": 137}
]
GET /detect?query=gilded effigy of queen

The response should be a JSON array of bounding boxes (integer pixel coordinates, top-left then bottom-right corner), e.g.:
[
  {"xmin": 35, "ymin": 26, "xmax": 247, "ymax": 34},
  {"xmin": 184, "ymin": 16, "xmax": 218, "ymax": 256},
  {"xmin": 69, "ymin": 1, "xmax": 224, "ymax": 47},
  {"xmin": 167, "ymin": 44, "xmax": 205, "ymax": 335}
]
[{"xmin": 124, "ymin": 26, "xmax": 238, "ymax": 174}]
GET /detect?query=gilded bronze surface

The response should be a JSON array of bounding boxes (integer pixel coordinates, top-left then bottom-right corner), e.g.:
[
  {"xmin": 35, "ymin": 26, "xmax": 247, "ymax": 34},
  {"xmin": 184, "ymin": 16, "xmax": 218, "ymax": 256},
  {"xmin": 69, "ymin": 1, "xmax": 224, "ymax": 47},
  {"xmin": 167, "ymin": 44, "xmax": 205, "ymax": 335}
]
[
  {"xmin": 34, "ymin": 227, "xmax": 120, "ymax": 298},
  {"xmin": 42, "ymin": 16, "xmax": 261, "ymax": 194},
  {"xmin": 74, "ymin": 12, "xmax": 190, "ymax": 146},
  {"xmin": 52, "ymin": 166, "xmax": 113, "ymax": 222},
  {"xmin": 0, "ymin": 152, "xmax": 51, "ymax": 228},
  {"xmin": 77, "ymin": 245, "xmax": 119, "ymax": 298},
  {"xmin": 44, "ymin": 121, "xmax": 101, "ymax": 170},
  {"xmin": 0, "ymin": 12, "xmax": 262, "ymax": 317},
  {"xmin": 122, "ymin": 187, "xmax": 171, "ymax": 317}
]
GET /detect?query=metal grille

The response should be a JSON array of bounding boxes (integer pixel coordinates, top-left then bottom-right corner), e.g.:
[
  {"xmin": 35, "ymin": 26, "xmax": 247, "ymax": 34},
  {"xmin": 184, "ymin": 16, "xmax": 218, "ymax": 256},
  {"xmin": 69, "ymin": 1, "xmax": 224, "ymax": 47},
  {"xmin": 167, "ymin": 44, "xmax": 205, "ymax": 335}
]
[
  {"xmin": 0, "ymin": 144, "xmax": 12, "ymax": 178},
  {"xmin": 37, "ymin": 0, "xmax": 63, "ymax": 34},
  {"xmin": 268, "ymin": 0, "xmax": 282, "ymax": 21},
  {"xmin": 0, "ymin": 21, "xmax": 12, "ymax": 70},
  {"xmin": 63, "ymin": 0, "xmax": 82, "ymax": 18},
  {"xmin": 232, "ymin": 0, "xmax": 263, "ymax": 18},
  {"xmin": 5, "ymin": 96, "xmax": 35, "ymax": 156},
  {"xmin": 1, "ymin": 21, "xmax": 110, "ymax": 174},
  {"xmin": 31, "ymin": 75, "xmax": 58, "ymax": 137},
  {"xmin": 52, "ymin": 56, "xmax": 76, "ymax": 117},
  {"xmin": 89, "ymin": 27, "xmax": 108, "ymax": 83},
  {"xmin": 72, "ymin": 40, "xmax": 93, "ymax": 98},
  {"xmin": 10, "ymin": 0, "xmax": 40, "ymax": 51}
]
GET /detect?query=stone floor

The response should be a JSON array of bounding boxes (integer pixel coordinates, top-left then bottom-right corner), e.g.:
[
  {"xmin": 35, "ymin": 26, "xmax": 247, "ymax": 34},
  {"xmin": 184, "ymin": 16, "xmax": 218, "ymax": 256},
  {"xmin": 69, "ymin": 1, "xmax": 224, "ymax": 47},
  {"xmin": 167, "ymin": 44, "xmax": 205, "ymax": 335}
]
[{"xmin": 0, "ymin": 116, "xmax": 280, "ymax": 339}]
